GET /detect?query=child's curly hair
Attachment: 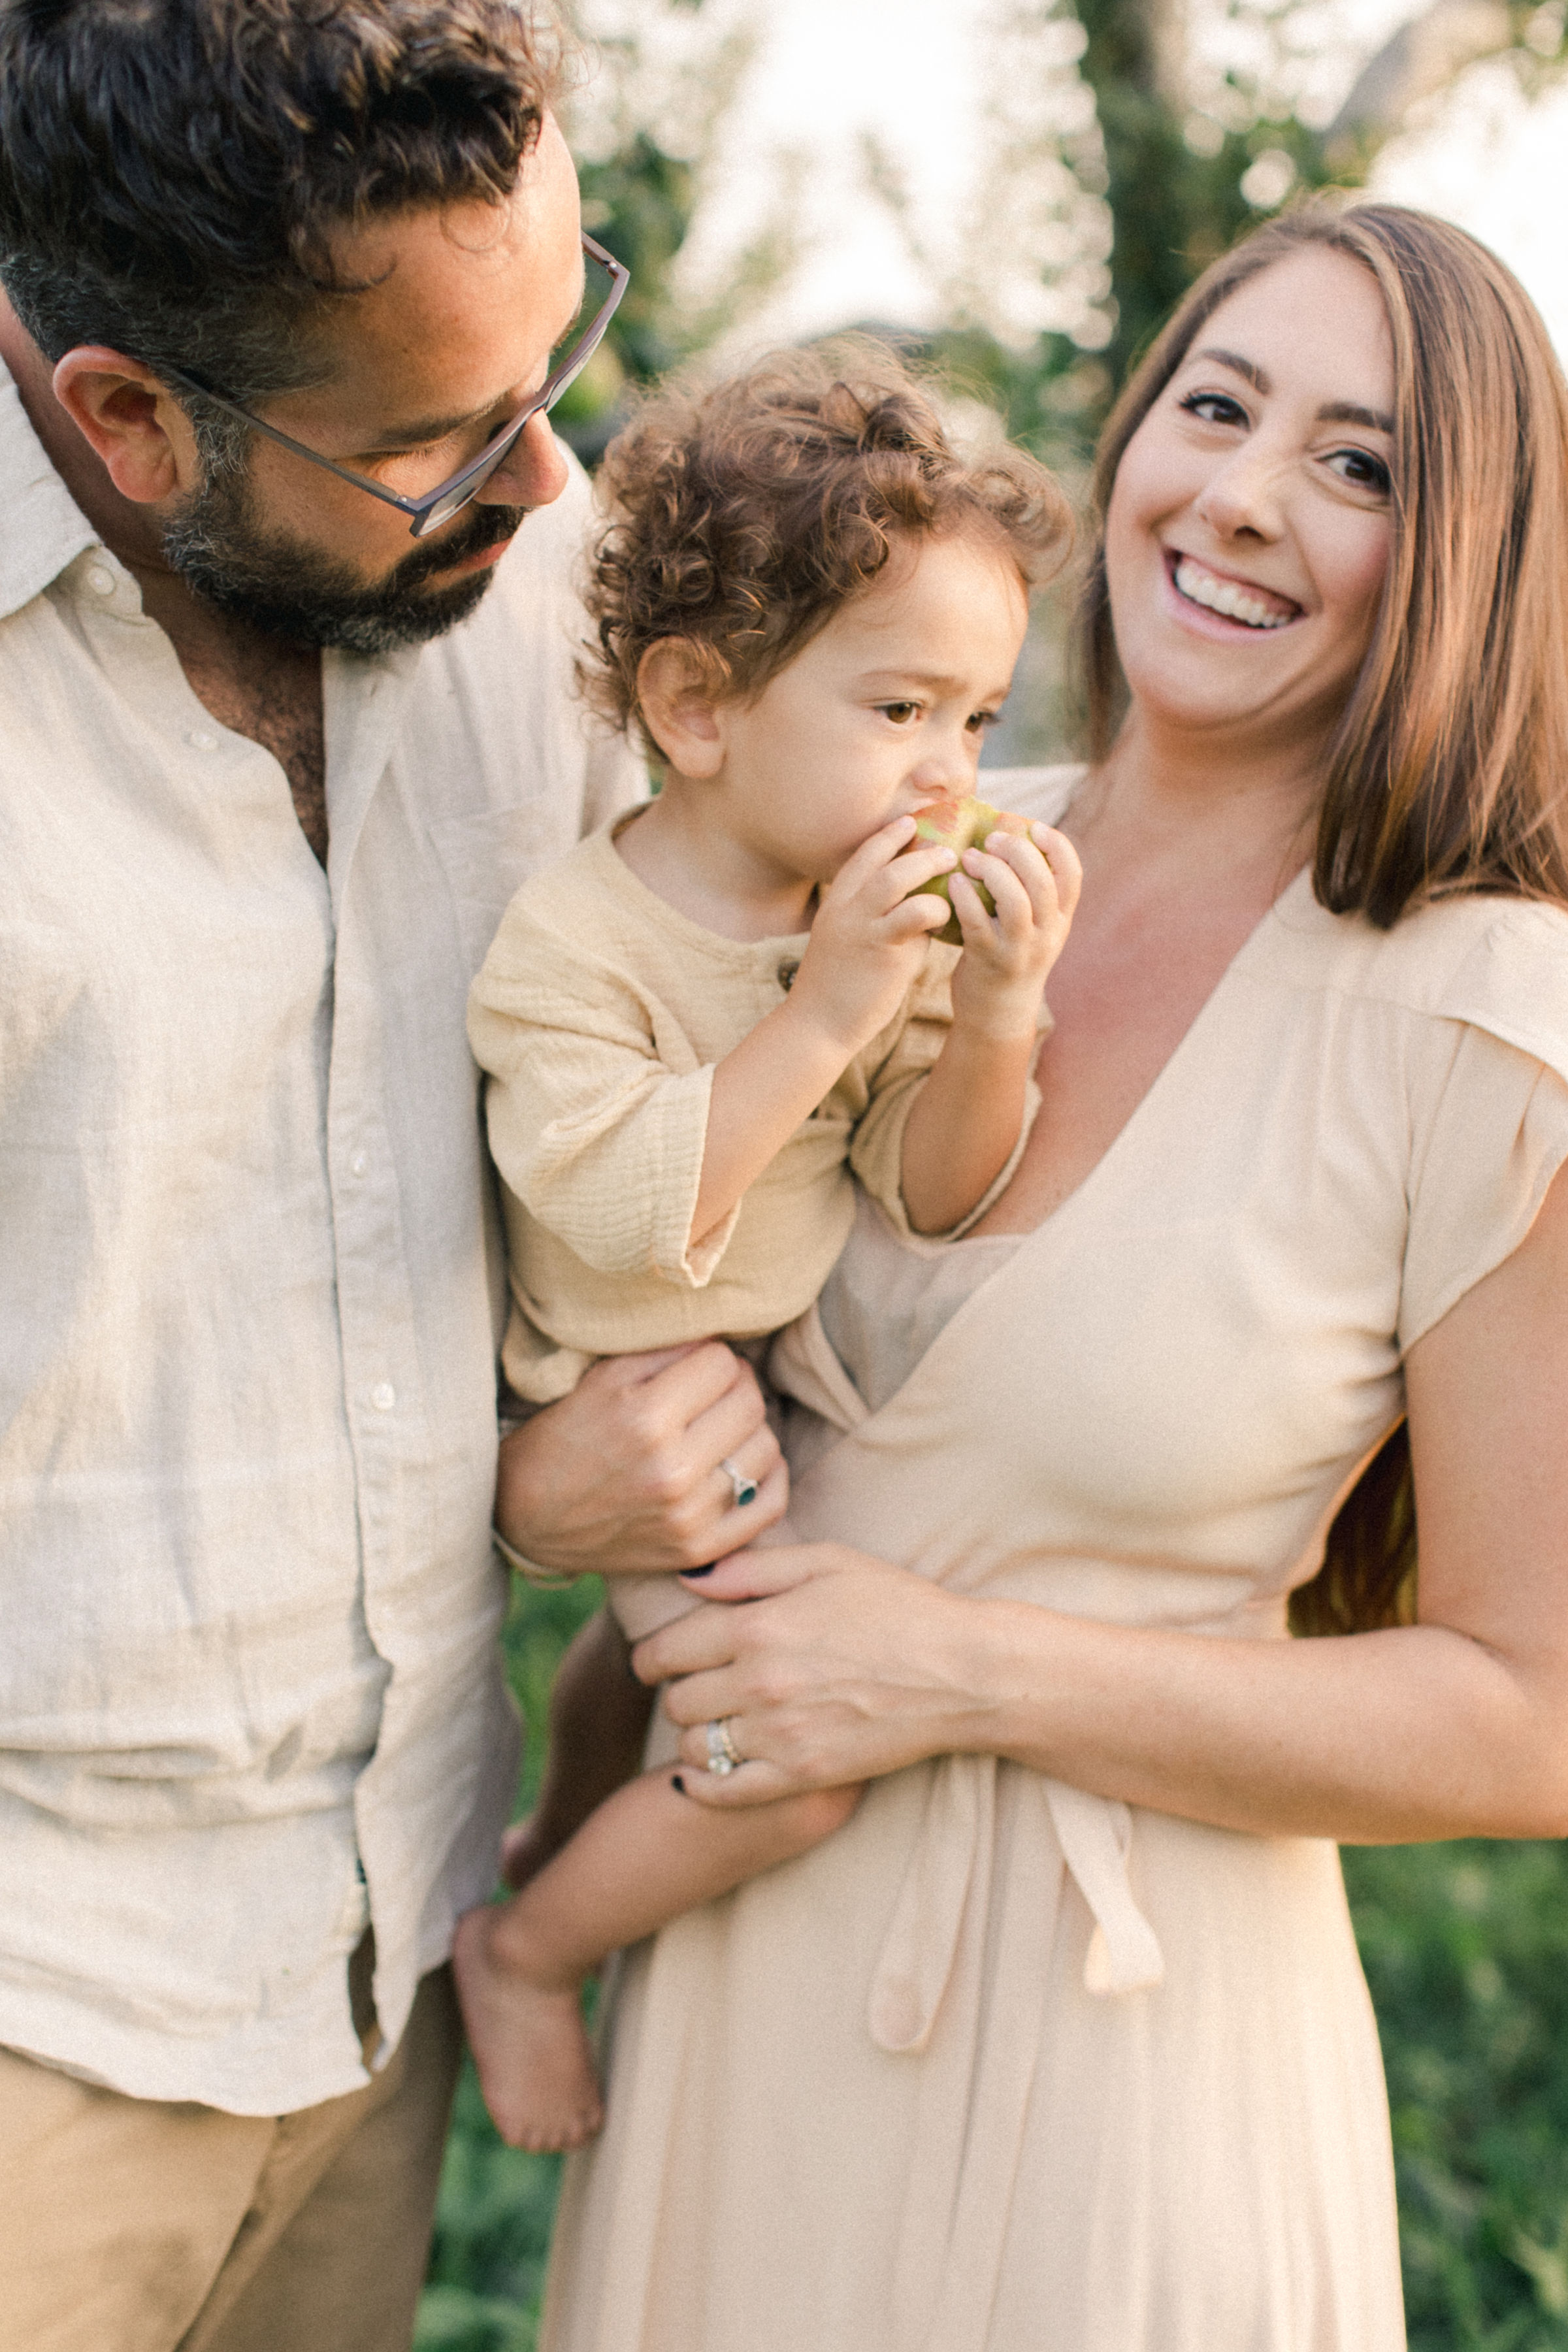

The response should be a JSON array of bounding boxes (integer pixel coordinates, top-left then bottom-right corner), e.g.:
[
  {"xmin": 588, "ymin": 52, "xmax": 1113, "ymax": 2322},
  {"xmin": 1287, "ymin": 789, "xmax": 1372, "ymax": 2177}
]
[{"xmin": 580, "ymin": 339, "xmax": 1073, "ymax": 749}]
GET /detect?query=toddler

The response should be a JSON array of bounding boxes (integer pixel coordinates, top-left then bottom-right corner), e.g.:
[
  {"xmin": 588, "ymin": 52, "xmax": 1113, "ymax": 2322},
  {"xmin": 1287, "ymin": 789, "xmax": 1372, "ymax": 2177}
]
[{"xmin": 457, "ymin": 345, "xmax": 1076, "ymax": 2149}]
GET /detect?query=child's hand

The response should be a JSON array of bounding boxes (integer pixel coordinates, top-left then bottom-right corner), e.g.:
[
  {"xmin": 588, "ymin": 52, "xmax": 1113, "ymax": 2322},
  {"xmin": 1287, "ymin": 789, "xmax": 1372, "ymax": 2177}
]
[
  {"xmin": 785, "ymin": 815, "xmax": 958, "ymax": 1056},
  {"xmin": 945, "ymin": 822, "xmax": 1082, "ymax": 1040}
]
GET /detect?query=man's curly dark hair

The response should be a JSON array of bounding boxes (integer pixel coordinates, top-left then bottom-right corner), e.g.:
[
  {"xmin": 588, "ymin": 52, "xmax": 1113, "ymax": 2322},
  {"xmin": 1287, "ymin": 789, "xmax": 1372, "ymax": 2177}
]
[
  {"xmin": 0, "ymin": 0, "xmax": 563, "ymax": 458},
  {"xmin": 580, "ymin": 340, "xmax": 1073, "ymax": 751}
]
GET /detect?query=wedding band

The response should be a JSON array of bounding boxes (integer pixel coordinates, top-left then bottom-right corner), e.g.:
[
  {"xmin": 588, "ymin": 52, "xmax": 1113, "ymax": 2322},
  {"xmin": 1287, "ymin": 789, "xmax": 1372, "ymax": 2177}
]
[
  {"xmin": 705, "ymin": 1718, "xmax": 742, "ymax": 1776},
  {"xmin": 719, "ymin": 1456, "xmax": 759, "ymax": 1509}
]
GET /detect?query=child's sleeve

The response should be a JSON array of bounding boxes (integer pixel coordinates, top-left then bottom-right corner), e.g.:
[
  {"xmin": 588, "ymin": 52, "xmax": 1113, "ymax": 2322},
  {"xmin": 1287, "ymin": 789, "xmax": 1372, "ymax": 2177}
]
[
  {"xmin": 848, "ymin": 943, "xmax": 1042, "ymax": 1239},
  {"xmin": 467, "ymin": 898, "xmax": 741, "ymax": 1289}
]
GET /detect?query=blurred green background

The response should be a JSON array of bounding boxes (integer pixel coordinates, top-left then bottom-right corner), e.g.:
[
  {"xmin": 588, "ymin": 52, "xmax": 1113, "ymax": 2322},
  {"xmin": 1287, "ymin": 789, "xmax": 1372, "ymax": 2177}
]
[{"xmin": 421, "ymin": 6, "xmax": 1568, "ymax": 2342}]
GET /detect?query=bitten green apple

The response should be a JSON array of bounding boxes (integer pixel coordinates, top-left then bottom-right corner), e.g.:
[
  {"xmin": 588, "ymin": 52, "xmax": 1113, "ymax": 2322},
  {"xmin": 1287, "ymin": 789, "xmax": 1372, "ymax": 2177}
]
[{"xmin": 910, "ymin": 796, "xmax": 1032, "ymax": 945}]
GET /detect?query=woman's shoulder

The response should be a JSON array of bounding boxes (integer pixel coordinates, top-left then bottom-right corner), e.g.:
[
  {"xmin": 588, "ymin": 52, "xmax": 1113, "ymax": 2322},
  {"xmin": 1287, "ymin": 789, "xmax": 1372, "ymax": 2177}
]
[
  {"xmin": 1262, "ymin": 884, "xmax": 1568, "ymax": 1083},
  {"xmin": 979, "ymin": 763, "xmax": 1086, "ymax": 828}
]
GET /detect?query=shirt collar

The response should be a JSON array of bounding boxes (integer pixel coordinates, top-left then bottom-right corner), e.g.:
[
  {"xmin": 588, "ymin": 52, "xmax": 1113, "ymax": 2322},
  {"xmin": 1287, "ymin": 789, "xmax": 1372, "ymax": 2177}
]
[{"xmin": 0, "ymin": 349, "xmax": 101, "ymax": 621}]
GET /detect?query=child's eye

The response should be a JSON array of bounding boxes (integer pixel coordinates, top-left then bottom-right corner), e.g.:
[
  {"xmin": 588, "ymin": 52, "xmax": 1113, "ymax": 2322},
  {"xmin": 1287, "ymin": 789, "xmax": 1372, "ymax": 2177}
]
[
  {"xmin": 1177, "ymin": 389, "xmax": 1249, "ymax": 429},
  {"xmin": 877, "ymin": 702, "xmax": 921, "ymax": 725},
  {"xmin": 966, "ymin": 708, "xmax": 1001, "ymax": 735}
]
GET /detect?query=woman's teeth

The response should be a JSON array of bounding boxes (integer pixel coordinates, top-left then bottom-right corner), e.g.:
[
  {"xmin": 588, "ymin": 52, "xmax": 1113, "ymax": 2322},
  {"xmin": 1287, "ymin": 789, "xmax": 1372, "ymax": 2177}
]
[{"xmin": 1173, "ymin": 556, "xmax": 1294, "ymax": 630}]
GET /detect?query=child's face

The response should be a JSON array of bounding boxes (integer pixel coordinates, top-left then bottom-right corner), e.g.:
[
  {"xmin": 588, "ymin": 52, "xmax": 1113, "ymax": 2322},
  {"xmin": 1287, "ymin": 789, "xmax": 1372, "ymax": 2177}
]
[{"xmin": 704, "ymin": 531, "xmax": 1029, "ymax": 886}]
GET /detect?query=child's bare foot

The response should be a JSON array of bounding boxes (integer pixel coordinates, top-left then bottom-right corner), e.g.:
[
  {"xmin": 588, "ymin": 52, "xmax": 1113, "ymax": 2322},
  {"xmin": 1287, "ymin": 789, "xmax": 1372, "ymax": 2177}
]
[{"xmin": 451, "ymin": 1904, "xmax": 604, "ymax": 2153}]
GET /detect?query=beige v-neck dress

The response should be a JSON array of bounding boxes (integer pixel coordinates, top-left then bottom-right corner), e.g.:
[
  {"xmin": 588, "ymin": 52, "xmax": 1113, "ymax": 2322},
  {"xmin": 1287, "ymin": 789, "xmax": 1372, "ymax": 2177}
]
[{"xmin": 540, "ymin": 768, "xmax": 1568, "ymax": 2352}]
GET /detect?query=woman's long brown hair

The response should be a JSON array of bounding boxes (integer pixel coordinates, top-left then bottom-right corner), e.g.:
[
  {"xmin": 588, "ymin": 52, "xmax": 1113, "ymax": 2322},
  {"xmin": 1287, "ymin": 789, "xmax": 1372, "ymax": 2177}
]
[{"xmin": 1081, "ymin": 201, "xmax": 1568, "ymax": 1634}]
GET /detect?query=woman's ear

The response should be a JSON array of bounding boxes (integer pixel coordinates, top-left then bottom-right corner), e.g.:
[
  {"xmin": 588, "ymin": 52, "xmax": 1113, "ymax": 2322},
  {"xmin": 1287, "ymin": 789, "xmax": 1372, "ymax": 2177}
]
[
  {"xmin": 50, "ymin": 348, "xmax": 201, "ymax": 506},
  {"xmin": 636, "ymin": 640, "xmax": 728, "ymax": 781}
]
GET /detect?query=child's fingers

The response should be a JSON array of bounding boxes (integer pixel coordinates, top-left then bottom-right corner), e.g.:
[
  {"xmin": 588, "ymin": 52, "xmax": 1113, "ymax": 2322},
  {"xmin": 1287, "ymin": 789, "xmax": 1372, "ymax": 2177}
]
[
  {"xmin": 957, "ymin": 843, "xmax": 1039, "ymax": 942},
  {"xmin": 944, "ymin": 868, "xmax": 998, "ymax": 945},
  {"xmin": 975, "ymin": 832, "xmax": 1062, "ymax": 938},
  {"xmin": 847, "ymin": 850, "xmax": 956, "ymax": 924},
  {"xmin": 830, "ymin": 813, "xmax": 919, "ymax": 894},
  {"xmin": 879, "ymin": 840, "xmax": 958, "ymax": 909},
  {"xmin": 1031, "ymin": 823, "xmax": 1083, "ymax": 921},
  {"xmin": 826, "ymin": 836, "xmax": 956, "ymax": 921},
  {"xmin": 880, "ymin": 889, "xmax": 953, "ymax": 942}
]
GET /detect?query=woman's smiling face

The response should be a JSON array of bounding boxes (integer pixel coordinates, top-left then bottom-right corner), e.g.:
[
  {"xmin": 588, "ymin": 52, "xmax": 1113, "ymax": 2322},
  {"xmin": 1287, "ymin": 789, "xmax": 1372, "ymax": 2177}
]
[{"xmin": 1104, "ymin": 245, "xmax": 1396, "ymax": 754}]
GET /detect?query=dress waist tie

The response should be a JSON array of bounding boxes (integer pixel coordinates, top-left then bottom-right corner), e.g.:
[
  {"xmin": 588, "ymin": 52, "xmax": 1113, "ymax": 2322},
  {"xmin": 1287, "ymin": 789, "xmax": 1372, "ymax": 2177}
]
[
  {"xmin": 869, "ymin": 1757, "xmax": 1163, "ymax": 2057},
  {"xmin": 870, "ymin": 1755, "xmax": 1165, "ymax": 2352}
]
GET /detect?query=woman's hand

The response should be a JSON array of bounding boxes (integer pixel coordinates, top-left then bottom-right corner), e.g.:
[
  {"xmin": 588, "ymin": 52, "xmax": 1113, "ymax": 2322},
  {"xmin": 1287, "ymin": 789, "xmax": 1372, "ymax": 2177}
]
[
  {"xmin": 632, "ymin": 1542, "xmax": 1001, "ymax": 1805},
  {"xmin": 495, "ymin": 1342, "xmax": 785, "ymax": 1578}
]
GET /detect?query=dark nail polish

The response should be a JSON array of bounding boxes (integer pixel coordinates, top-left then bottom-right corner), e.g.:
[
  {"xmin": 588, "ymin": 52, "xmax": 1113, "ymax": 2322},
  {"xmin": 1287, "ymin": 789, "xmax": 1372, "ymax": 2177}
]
[{"xmin": 679, "ymin": 1562, "xmax": 716, "ymax": 1578}]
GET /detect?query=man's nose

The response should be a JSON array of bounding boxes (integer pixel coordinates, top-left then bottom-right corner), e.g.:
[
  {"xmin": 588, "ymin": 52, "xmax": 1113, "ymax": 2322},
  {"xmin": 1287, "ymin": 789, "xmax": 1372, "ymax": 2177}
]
[{"xmin": 478, "ymin": 407, "xmax": 569, "ymax": 511}]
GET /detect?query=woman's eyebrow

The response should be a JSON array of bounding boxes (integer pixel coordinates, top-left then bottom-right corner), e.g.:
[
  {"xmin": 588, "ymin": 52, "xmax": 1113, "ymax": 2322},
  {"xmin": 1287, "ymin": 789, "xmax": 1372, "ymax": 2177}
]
[
  {"xmin": 1188, "ymin": 350, "xmax": 1393, "ymax": 436},
  {"xmin": 1192, "ymin": 346, "xmax": 1269, "ymax": 393},
  {"xmin": 1318, "ymin": 399, "xmax": 1396, "ymax": 434}
]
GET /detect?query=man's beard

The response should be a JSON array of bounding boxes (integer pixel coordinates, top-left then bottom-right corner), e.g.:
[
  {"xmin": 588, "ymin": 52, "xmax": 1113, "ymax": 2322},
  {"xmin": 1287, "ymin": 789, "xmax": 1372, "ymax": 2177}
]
[{"xmin": 161, "ymin": 461, "xmax": 527, "ymax": 657}]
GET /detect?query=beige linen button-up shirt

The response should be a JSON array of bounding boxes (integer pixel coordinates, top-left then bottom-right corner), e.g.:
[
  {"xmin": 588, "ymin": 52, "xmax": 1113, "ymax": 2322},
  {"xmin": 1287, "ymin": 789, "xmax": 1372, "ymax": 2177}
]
[{"xmin": 0, "ymin": 359, "xmax": 638, "ymax": 2114}]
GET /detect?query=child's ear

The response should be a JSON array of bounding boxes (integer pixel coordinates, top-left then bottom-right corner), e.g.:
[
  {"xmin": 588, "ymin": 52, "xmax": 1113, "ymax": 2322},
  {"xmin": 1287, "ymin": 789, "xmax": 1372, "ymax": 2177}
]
[{"xmin": 636, "ymin": 640, "xmax": 727, "ymax": 779}]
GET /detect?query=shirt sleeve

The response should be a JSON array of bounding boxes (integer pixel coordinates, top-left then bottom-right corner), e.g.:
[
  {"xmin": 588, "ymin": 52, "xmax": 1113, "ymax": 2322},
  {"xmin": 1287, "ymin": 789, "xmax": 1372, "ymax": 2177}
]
[
  {"xmin": 468, "ymin": 898, "xmax": 740, "ymax": 1290},
  {"xmin": 1398, "ymin": 909, "xmax": 1568, "ymax": 1354}
]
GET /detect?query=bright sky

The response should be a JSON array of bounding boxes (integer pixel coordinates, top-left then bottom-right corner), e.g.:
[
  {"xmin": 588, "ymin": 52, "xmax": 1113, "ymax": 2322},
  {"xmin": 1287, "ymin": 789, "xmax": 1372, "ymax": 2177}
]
[{"xmin": 655, "ymin": 0, "xmax": 1568, "ymax": 363}]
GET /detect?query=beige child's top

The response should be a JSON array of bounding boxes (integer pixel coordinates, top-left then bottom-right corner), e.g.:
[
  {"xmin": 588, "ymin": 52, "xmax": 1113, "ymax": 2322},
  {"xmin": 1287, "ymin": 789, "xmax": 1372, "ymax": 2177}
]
[{"xmin": 467, "ymin": 813, "xmax": 1007, "ymax": 1405}]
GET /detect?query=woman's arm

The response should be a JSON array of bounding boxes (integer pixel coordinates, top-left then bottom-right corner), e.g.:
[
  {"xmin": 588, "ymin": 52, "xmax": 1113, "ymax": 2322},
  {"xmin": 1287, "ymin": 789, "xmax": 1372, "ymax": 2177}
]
[{"xmin": 636, "ymin": 1160, "xmax": 1568, "ymax": 1843}]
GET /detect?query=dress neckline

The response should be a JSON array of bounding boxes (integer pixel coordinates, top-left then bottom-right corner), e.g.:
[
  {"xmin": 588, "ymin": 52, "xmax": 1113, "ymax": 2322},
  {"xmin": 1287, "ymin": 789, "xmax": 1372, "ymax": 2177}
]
[
  {"xmin": 805, "ymin": 860, "xmax": 1322, "ymax": 1441},
  {"xmin": 979, "ymin": 772, "xmax": 1319, "ymax": 1249}
]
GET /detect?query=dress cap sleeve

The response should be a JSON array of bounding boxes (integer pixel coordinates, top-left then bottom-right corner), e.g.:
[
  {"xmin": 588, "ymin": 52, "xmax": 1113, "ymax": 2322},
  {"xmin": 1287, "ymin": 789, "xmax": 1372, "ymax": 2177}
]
[{"xmin": 1399, "ymin": 900, "xmax": 1568, "ymax": 1352}]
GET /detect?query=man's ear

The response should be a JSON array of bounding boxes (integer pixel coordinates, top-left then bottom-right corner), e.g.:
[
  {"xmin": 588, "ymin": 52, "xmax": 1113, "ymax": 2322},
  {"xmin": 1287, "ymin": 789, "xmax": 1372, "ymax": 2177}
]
[
  {"xmin": 50, "ymin": 348, "xmax": 203, "ymax": 506},
  {"xmin": 636, "ymin": 639, "xmax": 729, "ymax": 780}
]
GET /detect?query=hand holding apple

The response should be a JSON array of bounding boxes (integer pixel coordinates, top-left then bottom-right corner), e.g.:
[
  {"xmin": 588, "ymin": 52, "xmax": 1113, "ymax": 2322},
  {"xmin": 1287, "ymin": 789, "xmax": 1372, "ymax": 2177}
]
[
  {"xmin": 910, "ymin": 796, "xmax": 1034, "ymax": 944},
  {"xmin": 906, "ymin": 795, "xmax": 1082, "ymax": 1043}
]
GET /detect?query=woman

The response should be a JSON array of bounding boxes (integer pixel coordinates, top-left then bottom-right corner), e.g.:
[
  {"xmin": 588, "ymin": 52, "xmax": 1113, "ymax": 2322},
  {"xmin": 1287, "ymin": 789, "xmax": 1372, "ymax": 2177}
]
[{"xmin": 538, "ymin": 201, "xmax": 1568, "ymax": 2351}]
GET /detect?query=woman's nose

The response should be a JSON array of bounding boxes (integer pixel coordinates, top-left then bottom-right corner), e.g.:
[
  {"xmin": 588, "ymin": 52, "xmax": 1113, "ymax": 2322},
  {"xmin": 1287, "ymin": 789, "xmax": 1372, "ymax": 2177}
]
[
  {"xmin": 1193, "ymin": 444, "xmax": 1286, "ymax": 542},
  {"xmin": 477, "ymin": 407, "xmax": 570, "ymax": 512}
]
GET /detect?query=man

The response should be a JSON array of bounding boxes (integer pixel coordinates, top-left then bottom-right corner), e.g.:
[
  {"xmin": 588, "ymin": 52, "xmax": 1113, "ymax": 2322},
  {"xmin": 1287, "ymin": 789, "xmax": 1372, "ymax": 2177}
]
[{"xmin": 0, "ymin": 5, "xmax": 781, "ymax": 2346}]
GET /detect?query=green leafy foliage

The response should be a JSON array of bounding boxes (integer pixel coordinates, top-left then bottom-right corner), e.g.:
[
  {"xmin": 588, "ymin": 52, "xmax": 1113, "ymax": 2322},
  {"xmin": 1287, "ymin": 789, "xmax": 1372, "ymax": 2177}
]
[
  {"xmin": 1345, "ymin": 1840, "xmax": 1568, "ymax": 2349},
  {"xmin": 416, "ymin": 1575, "xmax": 602, "ymax": 2352}
]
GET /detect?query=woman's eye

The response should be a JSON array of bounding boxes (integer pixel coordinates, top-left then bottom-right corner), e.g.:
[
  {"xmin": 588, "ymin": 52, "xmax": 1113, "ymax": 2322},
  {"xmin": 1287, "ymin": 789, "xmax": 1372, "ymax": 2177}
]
[
  {"xmin": 878, "ymin": 702, "xmax": 920, "ymax": 725},
  {"xmin": 1177, "ymin": 389, "xmax": 1249, "ymax": 429},
  {"xmin": 1326, "ymin": 447, "xmax": 1392, "ymax": 495}
]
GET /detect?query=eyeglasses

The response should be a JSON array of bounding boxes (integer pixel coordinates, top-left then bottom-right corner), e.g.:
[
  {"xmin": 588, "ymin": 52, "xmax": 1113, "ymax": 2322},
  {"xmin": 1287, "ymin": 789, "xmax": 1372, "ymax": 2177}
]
[{"xmin": 158, "ymin": 232, "xmax": 630, "ymax": 538}]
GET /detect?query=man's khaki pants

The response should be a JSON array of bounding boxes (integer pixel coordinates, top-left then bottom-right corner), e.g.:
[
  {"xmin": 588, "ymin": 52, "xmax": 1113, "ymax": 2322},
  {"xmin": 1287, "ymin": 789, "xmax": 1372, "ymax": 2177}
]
[{"xmin": 0, "ymin": 1950, "xmax": 463, "ymax": 2352}]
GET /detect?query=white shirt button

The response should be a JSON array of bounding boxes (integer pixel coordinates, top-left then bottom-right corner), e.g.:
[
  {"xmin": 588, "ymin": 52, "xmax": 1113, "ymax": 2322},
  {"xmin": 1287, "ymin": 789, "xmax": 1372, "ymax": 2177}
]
[
  {"xmin": 370, "ymin": 1382, "xmax": 397, "ymax": 1413},
  {"xmin": 188, "ymin": 728, "xmax": 220, "ymax": 751},
  {"xmin": 350, "ymin": 1151, "xmax": 368, "ymax": 1178},
  {"xmin": 86, "ymin": 564, "xmax": 114, "ymax": 597}
]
